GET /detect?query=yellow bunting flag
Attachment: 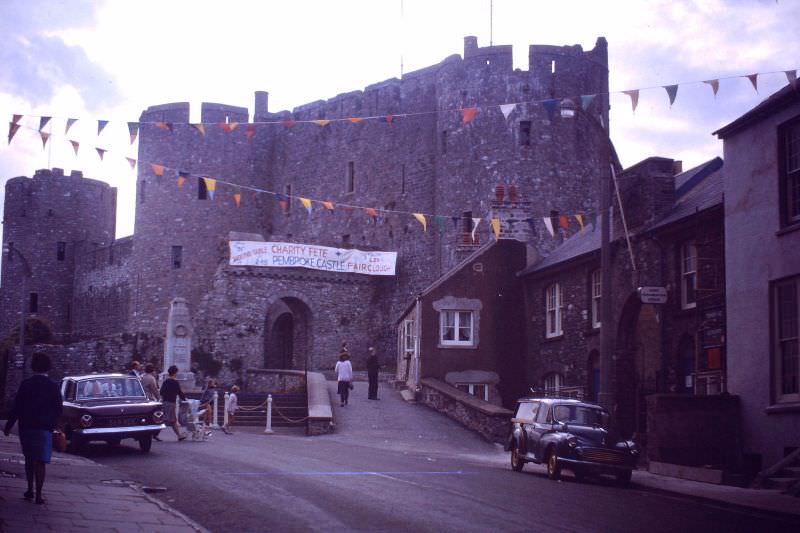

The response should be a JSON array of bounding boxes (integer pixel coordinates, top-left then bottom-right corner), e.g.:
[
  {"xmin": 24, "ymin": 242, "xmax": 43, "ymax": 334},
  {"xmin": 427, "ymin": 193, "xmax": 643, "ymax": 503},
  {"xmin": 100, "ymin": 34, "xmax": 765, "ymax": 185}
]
[
  {"xmin": 233, "ymin": 191, "xmax": 241, "ymax": 207},
  {"xmin": 69, "ymin": 140, "xmax": 79, "ymax": 155},
  {"xmin": 575, "ymin": 214, "xmax": 585, "ymax": 230},
  {"xmin": 203, "ymin": 177, "xmax": 216, "ymax": 200},
  {"xmin": 312, "ymin": 119, "xmax": 330, "ymax": 127},
  {"xmin": 461, "ymin": 107, "xmax": 478, "ymax": 125},
  {"xmin": 191, "ymin": 123, "xmax": 206, "ymax": 136},
  {"xmin": 299, "ymin": 197, "xmax": 312, "ymax": 213},
  {"xmin": 413, "ymin": 213, "xmax": 427, "ymax": 232},
  {"xmin": 150, "ymin": 163, "xmax": 165, "ymax": 177},
  {"xmin": 322, "ymin": 201, "xmax": 334, "ymax": 211},
  {"xmin": 491, "ymin": 218, "xmax": 501, "ymax": 240}
]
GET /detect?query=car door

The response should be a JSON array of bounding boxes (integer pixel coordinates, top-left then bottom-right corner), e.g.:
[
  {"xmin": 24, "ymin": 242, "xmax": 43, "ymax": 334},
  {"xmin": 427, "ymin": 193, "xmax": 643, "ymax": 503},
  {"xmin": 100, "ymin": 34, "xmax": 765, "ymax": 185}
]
[
  {"xmin": 528, "ymin": 402, "xmax": 553, "ymax": 461},
  {"xmin": 514, "ymin": 401, "xmax": 540, "ymax": 457}
]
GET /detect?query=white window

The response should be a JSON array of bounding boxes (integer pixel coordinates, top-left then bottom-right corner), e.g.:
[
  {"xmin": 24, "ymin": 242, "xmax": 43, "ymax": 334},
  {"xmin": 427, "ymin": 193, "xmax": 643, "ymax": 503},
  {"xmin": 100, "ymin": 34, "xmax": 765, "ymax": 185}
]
[
  {"xmin": 775, "ymin": 277, "xmax": 799, "ymax": 403},
  {"xmin": 440, "ymin": 310, "xmax": 473, "ymax": 346},
  {"xmin": 591, "ymin": 270, "xmax": 601, "ymax": 329},
  {"xmin": 402, "ymin": 319, "xmax": 416, "ymax": 358},
  {"xmin": 456, "ymin": 383, "xmax": 489, "ymax": 401},
  {"xmin": 681, "ymin": 241, "xmax": 697, "ymax": 309},
  {"xmin": 545, "ymin": 282, "xmax": 564, "ymax": 338},
  {"xmin": 544, "ymin": 373, "xmax": 564, "ymax": 394}
]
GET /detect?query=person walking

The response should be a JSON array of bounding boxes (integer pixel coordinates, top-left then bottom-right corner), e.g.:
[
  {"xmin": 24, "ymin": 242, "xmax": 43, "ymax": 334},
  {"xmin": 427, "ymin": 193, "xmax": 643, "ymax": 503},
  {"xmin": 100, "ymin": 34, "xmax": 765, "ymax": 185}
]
[
  {"xmin": 198, "ymin": 379, "xmax": 217, "ymax": 426},
  {"xmin": 335, "ymin": 350, "xmax": 353, "ymax": 406},
  {"xmin": 159, "ymin": 365, "xmax": 187, "ymax": 441},
  {"xmin": 3, "ymin": 352, "xmax": 63, "ymax": 505},
  {"xmin": 366, "ymin": 346, "xmax": 380, "ymax": 400},
  {"xmin": 223, "ymin": 385, "xmax": 239, "ymax": 434},
  {"xmin": 140, "ymin": 363, "xmax": 163, "ymax": 441}
]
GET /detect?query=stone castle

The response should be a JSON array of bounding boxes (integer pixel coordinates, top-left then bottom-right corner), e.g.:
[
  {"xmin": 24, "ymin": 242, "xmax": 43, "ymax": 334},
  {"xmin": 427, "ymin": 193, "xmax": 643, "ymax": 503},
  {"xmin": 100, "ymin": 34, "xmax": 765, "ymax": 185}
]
[{"xmin": 1, "ymin": 36, "xmax": 611, "ymax": 391}]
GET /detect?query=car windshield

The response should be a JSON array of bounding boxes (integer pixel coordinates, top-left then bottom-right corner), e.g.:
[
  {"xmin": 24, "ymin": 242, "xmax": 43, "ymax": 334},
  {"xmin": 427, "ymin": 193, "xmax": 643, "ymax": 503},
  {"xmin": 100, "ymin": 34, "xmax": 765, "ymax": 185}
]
[
  {"xmin": 77, "ymin": 378, "xmax": 146, "ymax": 400},
  {"xmin": 552, "ymin": 404, "xmax": 609, "ymax": 427}
]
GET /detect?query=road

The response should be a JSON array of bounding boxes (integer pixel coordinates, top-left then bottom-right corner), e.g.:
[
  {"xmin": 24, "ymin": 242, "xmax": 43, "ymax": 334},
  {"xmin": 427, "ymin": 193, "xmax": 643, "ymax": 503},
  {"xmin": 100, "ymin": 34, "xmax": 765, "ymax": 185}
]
[{"xmin": 79, "ymin": 382, "xmax": 799, "ymax": 533}]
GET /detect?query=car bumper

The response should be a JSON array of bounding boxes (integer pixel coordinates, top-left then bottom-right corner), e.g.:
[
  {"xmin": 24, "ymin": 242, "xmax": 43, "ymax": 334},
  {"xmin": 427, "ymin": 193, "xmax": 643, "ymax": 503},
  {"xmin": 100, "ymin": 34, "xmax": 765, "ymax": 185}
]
[
  {"xmin": 557, "ymin": 457, "xmax": 636, "ymax": 473},
  {"xmin": 76, "ymin": 424, "xmax": 165, "ymax": 436}
]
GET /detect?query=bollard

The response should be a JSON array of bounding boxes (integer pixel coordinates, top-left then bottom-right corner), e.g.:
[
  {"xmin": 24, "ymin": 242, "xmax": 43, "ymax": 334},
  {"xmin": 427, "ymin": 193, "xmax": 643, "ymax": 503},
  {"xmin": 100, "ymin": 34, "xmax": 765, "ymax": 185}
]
[
  {"xmin": 211, "ymin": 390, "xmax": 220, "ymax": 428},
  {"xmin": 264, "ymin": 394, "xmax": 274, "ymax": 434},
  {"xmin": 223, "ymin": 392, "xmax": 230, "ymax": 430}
]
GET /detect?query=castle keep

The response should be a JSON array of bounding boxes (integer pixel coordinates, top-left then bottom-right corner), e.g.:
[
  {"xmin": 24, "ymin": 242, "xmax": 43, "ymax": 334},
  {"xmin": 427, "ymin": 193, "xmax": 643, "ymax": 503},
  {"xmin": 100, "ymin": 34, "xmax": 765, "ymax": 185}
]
[{"xmin": 1, "ymin": 36, "xmax": 610, "ymax": 391}]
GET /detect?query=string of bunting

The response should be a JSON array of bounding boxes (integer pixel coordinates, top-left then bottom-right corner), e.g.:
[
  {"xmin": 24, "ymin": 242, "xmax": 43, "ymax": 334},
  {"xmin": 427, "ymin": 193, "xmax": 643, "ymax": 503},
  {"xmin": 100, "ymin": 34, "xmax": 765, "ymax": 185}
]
[{"xmin": 6, "ymin": 121, "xmax": 595, "ymax": 241}]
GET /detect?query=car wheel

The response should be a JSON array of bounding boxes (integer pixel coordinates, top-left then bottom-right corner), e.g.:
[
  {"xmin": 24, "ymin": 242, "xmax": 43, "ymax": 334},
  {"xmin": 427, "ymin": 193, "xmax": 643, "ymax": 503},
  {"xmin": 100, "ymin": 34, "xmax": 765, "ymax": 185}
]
[
  {"xmin": 615, "ymin": 469, "xmax": 632, "ymax": 486},
  {"xmin": 546, "ymin": 449, "xmax": 562, "ymax": 481},
  {"xmin": 511, "ymin": 445, "xmax": 525, "ymax": 472},
  {"xmin": 139, "ymin": 435, "xmax": 152, "ymax": 453}
]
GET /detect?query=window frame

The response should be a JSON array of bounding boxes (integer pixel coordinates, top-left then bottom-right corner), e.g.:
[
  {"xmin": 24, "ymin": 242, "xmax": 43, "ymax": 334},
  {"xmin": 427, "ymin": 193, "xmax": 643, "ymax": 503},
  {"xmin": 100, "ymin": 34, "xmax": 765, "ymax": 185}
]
[
  {"xmin": 545, "ymin": 282, "xmax": 564, "ymax": 338},
  {"xmin": 171, "ymin": 245, "xmax": 183, "ymax": 269},
  {"xmin": 680, "ymin": 241, "xmax": 698, "ymax": 310},
  {"xmin": 591, "ymin": 269, "xmax": 601, "ymax": 329},
  {"xmin": 346, "ymin": 161, "xmax": 355, "ymax": 194},
  {"xmin": 773, "ymin": 276, "xmax": 800, "ymax": 404},
  {"xmin": 455, "ymin": 382, "xmax": 489, "ymax": 401},
  {"xmin": 779, "ymin": 116, "xmax": 800, "ymax": 227},
  {"xmin": 543, "ymin": 372, "xmax": 564, "ymax": 394},
  {"xmin": 57, "ymin": 241, "xmax": 66, "ymax": 261},
  {"xmin": 439, "ymin": 310, "xmax": 474, "ymax": 346}
]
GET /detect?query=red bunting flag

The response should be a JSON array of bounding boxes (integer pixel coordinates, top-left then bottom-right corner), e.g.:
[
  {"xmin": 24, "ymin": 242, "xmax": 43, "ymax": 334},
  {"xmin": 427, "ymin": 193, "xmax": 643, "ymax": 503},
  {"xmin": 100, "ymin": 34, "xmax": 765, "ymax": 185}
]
[
  {"xmin": 385, "ymin": 114, "xmax": 394, "ymax": 126},
  {"xmin": 69, "ymin": 140, "xmax": 79, "ymax": 155},
  {"xmin": 40, "ymin": 131, "xmax": 50, "ymax": 148},
  {"xmin": 245, "ymin": 124, "xmax": 256, "ymax": 143},
  {"xmin": 365, "ymin": 207, "xmax": 377, "ymax": 218},
  {"xmin": 461, "ymin": 107, "xmax": 478, "ymax": 125},
  {"xmin": 233, "ymin": 191, "xmax": 242, "ymax": 208},
  {"xmin": 126, "ymin": 157, "xmax": 137, "ymax": 169},
  {"xmin": 664, "ymin": 85, "xmax": 678, "ymax": 107},
  {"xmin": 39, "ymin": 116, "xmax": 51, "ymax": 131},
  {"xmin": 150, "ymin": 163, "xmax": 165, "ymax": 177},
  {"xmin": 191, "ymin": 123, "xmax": 206, "ymax": 136},
  {"xmin": 12, "ymin": 114, "xmax": 22, "ymax": 125},
  {"xmin": 65, "ymin": 118, "xmax": 78, "ymax": 134},
  {"xmin": 217, "ymin": 122, "xmax": 238, "ymax": 133},
  {"xmin": 155, "ymin": 122, "xmax": 173, "ymax": 132},
  {"xmin": 559, "ymin": 215, "xmax": 569, "ymax": 229},
  {"xmin": 281, "ymin": 119, "xmax": 296, "ymax": 129},
  {"xmin": 279, "ymin": 200, "xmax": 289, "ymax": 212},
  {"xmin": 8, "ymin": 122, "xmax": 20, "ymax": 144},
  {"xmin": 623, "ymin": 90, "xmax": 639, "ymax": 112},
  {"xmin": 96, "ymin": 148, "xmax": 106, "ymax": 161},
  {"xmin": 703, "ymin": 79, "xmax": 720, "ymax": 98},
  {"xmin": 97, "ymin": 120, "xmax": 109, "ymax": 136},
  {"xmin": 746, "ymin": 73, "xmax": 758, "ymax": 93},
  {"xmin": 128, "ymin": 122, "xmax": 139, "ymax": 144}
]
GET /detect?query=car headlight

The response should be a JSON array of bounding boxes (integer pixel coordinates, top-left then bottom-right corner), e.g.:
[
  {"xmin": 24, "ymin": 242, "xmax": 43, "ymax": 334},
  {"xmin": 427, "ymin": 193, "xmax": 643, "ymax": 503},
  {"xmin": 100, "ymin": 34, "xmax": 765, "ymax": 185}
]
[
  {"xmin": 80, "ymin": 414, "xmax": 93, "ymax": 428},
  {"xmin": 152, "ymin": 410, "xmax": 164, "ymax": 424},
  {"xmin": 567, "ymin": 437, "xmax": 578, "ymax": 448}
]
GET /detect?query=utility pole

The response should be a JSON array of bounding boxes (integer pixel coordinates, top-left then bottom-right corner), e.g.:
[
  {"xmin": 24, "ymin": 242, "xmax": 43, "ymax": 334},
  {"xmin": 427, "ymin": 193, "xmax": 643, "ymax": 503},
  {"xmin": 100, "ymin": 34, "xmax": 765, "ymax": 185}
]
[
  {"xmin": 3, "ymin": 243, "xmax": 32, "ymax": 375},
  {"xmin": 598, "ymin": 141, "xmax": 615, "ymax": 416}
]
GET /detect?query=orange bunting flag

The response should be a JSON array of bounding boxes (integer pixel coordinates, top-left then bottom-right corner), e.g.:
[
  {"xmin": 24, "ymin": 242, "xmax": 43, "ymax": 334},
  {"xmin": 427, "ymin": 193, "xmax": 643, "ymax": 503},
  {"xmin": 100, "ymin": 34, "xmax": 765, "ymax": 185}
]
[
  {"xmin": 177, "ymin": 172, "xmax": 188, "ymax": 188},
  {"xmin": 575, "ymin": 214, "xmax": 585, "ymax": 230},
  {"xmin": 491, "ymin": 218, "xmax": 501, "ymax": 240},
  {"xmin": 348, "ymin": 117, "xmax": 364, "ymax": 124},
  {"xmin": 126, "ymin": 157, "xmax": 137, "ymax": 170},
  {"xmin": 279, "ymin": 200, "xmax": 289, "ymax": 212},
  {"xmin": 322, "ymin": 200, "xmax": 334, "ymax": 211},
  {"xmin": 299, "ymin": 197, "xmax": 312, "ymax": 214},
  {"xmin": 97, "ymin": 120, "xmax": 108, "ymax": 136},
  {"xmin": 96, "ymin": 148, "xmax": 106, "ymax": 161},
  {"xmin": 40, "ymin": 131, "xmax": 50, "ymax": 148},
  {"xmin": 128, "ymin": 122, "xmax": 139, "ymax": 144},
  {"xmin": 664, "ymin": 85, "xmax": 678, "ymax": 107},
  {"xmin": 365, "ymin": 207, "xmax": 378, "ymax": 218},
  {"xmin": 461, "ymin": 107, "xmax": 478, "ymax": 125},
  {"xmin": 312, "ymin": 119, "xmax": 330, "ymax": 127},
  {"xmin": 150, "ymin": 163, "xmax": 165, "ymax": 177},
  {"xmin": 203, "ymin": 177, "xmax": 216, "ymax": 200},
  {"xmin": 746, "ymin": 73, "xmax": 758, "ymax": 92},
  {"xmin": 69, "ymin": 140, "xmax": 79, "ymax": 155},
  {"xmin": 233, "ymin": 191, "xmax": 242, "ymax": 208},
  {"xmin": 245, "ymin": 124, "xmax": 256, "ymax": 143},
  {"xmin": 559, "ymin": 215, "xmax": 569, "ymax": 229},
  {"xmin": 155, "ymin": 121, "xmax": 173, "ymax": 132},
  {"xmin": 191, "ymin": 123, "xmax": 206, "ymax": 136},
  {"xmin": 623, "ymin": 90, "xmax": 639, "ymax": 112},
  {"xmin": 218, "ymin": 122, "xmax": 238, "ymax": 133},
  {"xmin": 65, "ymin": 118, "xmax": 77, "ymax": 134},
  {"xmin": 703, "ymin": 79, "xmax": 720, "ymax": 98},
  {"xmin": 413, "ymin": 213, "xmax": 427, "ymax": 232},
  {"xmin": 8, "ymin": 122, "xmax": 20, "ymax": 144}
]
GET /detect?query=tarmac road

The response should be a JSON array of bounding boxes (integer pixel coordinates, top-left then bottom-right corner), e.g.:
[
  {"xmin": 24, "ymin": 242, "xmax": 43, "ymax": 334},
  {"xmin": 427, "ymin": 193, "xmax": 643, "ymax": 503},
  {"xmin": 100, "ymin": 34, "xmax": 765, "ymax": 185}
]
[{"xmin": 74, "ymin": 382, "xmax": 800, "ymax": 533}]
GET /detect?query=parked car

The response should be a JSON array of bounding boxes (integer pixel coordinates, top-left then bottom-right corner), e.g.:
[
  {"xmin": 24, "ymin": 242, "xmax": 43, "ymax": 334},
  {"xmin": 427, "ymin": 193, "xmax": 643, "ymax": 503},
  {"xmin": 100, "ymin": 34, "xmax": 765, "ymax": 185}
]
[
  {"xmin": 505, "ymin": 397, "xmax": 639, "ymax": 485},
  {"xmin": 59, "ymin": 373, "xmax": 165, "ymax": 453}
]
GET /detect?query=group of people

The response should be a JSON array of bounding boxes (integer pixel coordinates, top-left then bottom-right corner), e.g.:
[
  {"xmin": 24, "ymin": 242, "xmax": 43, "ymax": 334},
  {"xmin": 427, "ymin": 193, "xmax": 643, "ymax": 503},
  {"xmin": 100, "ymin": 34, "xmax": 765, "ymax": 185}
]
[{"xmin": 334, "ymin": 342, "xmax": 381, "ymax": 406}]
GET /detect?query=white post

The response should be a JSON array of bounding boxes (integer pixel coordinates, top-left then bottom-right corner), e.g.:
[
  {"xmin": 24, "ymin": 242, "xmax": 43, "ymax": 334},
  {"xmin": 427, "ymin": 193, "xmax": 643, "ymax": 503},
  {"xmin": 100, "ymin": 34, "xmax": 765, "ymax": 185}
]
[
  {"xmin": 211, "ymin": 391, "xmax": 220, "ymax": 428},
  {"xmin": 264, "ymin": 394, "xmax": 274, "ymax": 434},
  {"xmin": 223, "ymin": 392, "xmax": 230, "ymax": 429}
]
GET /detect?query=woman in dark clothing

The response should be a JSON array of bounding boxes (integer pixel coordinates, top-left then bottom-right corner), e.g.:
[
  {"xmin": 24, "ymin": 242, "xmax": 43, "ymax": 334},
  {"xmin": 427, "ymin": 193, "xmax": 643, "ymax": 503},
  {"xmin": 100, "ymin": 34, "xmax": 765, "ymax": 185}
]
[
  {"xmin": 3, "ymin": 352, "xmax": 63, "ymax": 505},
  {"xmin": 159, "ymin": 365, "xmax": 187, "ymax": 441},
  {"xmin": 366, "ymin": 346, "xmax": 380, "ymax": 400}
]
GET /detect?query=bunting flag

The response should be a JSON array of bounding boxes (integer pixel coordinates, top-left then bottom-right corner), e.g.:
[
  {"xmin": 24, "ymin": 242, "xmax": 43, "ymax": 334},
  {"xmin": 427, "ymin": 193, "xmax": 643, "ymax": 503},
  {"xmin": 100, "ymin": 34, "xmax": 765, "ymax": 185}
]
[
  {"xmin": 40, "ymin": 131, "xmax": 50, "ymax": 148},
  {"xmin": 96, "ymin": 147, "xmax": 106, "ymax": 161},
  {"xmin": 177, "ymin": 172, "xmax": 188, "ymax": 188},
  {"xmin": 499, "ymin": 103, "xmax": 516, "ymax": 120},
  {"xmin": 155, "ymin": 122, "xmax": 173, "ymax": 132},
  {"xmin": 69, "ymin": 139, "xmax": 79, "ymax": 155},
  {"xmin": 580, "ymin": 94, "xmax": 596, "ymax": 110},
  {"xmin": 559, "ymin": 214, "xmax": 569, "ymax": 229},
  {"xmin": 281, "ymin": 119, "xmax": 296, "ymax": 129},
  {"xmin": 703, "ymin": 79, "xmax": 720, "ymax": 97},
  {"xmin": 623, "ymin": 90, "xmax": 640, "ymax": 112},
  {"xmin": 65, "ymin": 118, "xmax": 78, "ymax": 134},
  {"xmin": 786, "ymin": 70, "xmax": 798, "ymax": 88},
  {"xmin": 233, "ymin": 191, "xmax": 242, "ymax": 208},
  {"xmin": 203, "ymin": 177, "xmax": 217, "ymax": 200},
  {"xmin": 312, "ymin": 119, "xmax": 330, "ymax": 127},
  {"xmin": 365, "ymin": 207, "xmax": 378, "ymax": 218},
  {"xmin": 39, "ymin": 116, "xmax": 51, "ymax": 131},
  {"xmin": 8, "ymin": 122, "xmax": 20, "ymax": 144},
  {"xmin": 191, "ymin": 123, "xmax": 206, "ymax": 136},
  {"xmin": 126, "ymin": 157, "xmax": 137, "ymax": 170},
  {"xmin": 322, "ymin": 200, "xmax": 334, "ymax": 211},
  {"xmin": 385, "ymin": 114, "xmax": 394, "ymax": 126},
  {"xmin": 471, "ymin": 217, "xmax": 481, "ymax": 242},
  {"xmin": 128, "ymin": 122, "xmax": 139, "ymax": 144},
  {"xmin": 12, "ymin": 114, "xmax": 22, "ymax": 125},
  {"xmin": 747, "ymin": 73, "xmax": 758, "ymax": 92},
  {"xmin": 575, "ymin": 214, "xmax": 585, "ymax": 230},
  {"xmin": 150, "ymin": 163, "xmax": 165, "ymax": 177},
  {"xmin": 276, "ymin": 194, "xmax": 289, "ymax": 212},
  {"xmin": 664, "ymin": 84, "xmax": 678, "ymax": 107},
  {"xmin": 435, "ymin": 216, "xmax": 447, "ymax": 234},
  {"xmin": 543, "ymin": 217, "xmax": 555, "ymax": 237},
  {"xmin": 343, "ymin": 206, "xmax": 355, "ymax": 216},
  {"xmin": 348, "ymin": 117, "xmax": 364, "ymax": 124},
  {"xmin": 491, "ymin": 218, "xmax": 501, "ymax": 240},
  {"xmin": 550, "ymin": 211, "xmax": 560, "ymax": 233},
  {"xmin": 413, "ymin": 213, "xmax": 427, "ymax": 232},
  {"xmin": 299, "ymin": 197, "xmax": 312, "ymax": 214},
  {"xmin": 461, "ymin": 107, "xmax": 478, "ymax": 125},
  {"xmin": 218, "ymin": 122, "xmax": 238, "ymax": 133},
  {"xmin": 97, "ymin": 120, "xmax": 109, "ymax": 136},
  {"xmin": 245, "ymin": 124, "xmax": 256, "ymax": 143},
  {"xmin": 542, "ymin": 99, "xmax": 558, "ymax": 121}
]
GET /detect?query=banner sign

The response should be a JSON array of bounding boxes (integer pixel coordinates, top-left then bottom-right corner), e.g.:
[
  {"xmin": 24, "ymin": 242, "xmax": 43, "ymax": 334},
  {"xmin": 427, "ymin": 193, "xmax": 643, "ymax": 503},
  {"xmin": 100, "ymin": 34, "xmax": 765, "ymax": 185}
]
[{"xmin": 229, "ymin": 241, "xmax": 397, "ymax": 276}]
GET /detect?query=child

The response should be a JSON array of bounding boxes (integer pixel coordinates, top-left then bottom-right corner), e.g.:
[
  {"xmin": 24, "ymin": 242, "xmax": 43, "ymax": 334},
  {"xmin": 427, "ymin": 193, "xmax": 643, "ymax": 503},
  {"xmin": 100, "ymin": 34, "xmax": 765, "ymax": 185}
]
[{"xmin": 224, "ymin": 385, "xmax": 239, "ymax": 434}]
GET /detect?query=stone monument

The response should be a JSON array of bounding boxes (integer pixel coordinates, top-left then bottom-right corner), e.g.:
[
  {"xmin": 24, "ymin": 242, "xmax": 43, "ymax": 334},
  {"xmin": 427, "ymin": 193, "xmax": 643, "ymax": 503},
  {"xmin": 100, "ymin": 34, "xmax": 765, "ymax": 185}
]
[{"xmin": 163, "ymin": 297, "xmax": 198, "ymax": 391}]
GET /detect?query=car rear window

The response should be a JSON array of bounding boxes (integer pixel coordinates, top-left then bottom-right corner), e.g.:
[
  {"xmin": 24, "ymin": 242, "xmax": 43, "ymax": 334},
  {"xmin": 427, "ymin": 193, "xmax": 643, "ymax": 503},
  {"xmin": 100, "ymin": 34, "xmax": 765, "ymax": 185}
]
[
  {"xmin": 515, "ymin": 402, "xmax": 539, "ymax": 421},
  {"xmin": 77, "ymin": 378, "xmax": 146, "ymax": 399}
]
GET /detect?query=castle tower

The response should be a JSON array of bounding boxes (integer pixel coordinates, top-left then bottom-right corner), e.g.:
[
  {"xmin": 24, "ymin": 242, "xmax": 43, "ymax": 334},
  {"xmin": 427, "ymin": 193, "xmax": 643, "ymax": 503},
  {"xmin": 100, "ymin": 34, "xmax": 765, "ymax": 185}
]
[{"xmin": 0, "ymin": 169, "xmax": 117, "ymax": 339}]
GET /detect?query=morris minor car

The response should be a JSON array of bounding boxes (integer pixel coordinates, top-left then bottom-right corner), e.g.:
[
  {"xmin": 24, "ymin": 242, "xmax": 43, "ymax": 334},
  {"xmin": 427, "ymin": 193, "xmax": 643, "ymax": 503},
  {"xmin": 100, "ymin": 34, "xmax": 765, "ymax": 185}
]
[
  {"xmin": 60, "ymin": 373, "xmax": 165, "ymax": 453},
  {"xmin": 506, "ymin": 397, "xmax": 639, "ymax": 485}
]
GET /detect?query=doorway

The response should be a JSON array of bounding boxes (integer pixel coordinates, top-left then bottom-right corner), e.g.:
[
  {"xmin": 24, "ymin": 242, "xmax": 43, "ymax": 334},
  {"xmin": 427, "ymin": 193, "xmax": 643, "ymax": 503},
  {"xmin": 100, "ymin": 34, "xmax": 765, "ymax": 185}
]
[{"xmin": 264, "ymin": 296, "xmax": 311, "ymax": 370}]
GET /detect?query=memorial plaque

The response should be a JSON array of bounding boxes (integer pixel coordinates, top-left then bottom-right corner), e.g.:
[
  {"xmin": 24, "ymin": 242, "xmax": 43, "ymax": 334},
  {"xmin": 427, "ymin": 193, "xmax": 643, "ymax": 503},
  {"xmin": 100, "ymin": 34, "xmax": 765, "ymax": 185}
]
[{"xmin": 163, "ymin": 297, "xmax": 197, "ymax": 390}]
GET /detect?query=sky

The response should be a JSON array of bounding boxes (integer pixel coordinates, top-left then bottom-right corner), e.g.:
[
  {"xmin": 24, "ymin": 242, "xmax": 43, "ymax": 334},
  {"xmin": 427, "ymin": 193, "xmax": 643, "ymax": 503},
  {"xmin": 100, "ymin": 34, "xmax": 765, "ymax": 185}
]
[{"xmin": 0, "ymin": 0, "xmax": 798, "ymax": 239}]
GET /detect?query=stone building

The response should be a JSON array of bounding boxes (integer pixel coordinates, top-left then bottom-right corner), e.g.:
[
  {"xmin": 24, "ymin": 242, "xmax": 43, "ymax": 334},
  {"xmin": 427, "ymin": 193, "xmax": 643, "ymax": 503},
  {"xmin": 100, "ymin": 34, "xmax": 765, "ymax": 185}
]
[{"xmin": 1, "ymin": 36, "xmax": 612, "ymax": 400}]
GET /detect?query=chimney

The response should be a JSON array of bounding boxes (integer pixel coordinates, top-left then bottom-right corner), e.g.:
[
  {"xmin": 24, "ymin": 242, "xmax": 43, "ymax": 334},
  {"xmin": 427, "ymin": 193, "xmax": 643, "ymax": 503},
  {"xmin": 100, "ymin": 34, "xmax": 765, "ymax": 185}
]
[
  {"xmin": 254, "ymin": 91, "xmax": 269, "ymax": 121},
  {"xmin": 672, "ymin": 160, "xmax": 683, "ymax": 175}
]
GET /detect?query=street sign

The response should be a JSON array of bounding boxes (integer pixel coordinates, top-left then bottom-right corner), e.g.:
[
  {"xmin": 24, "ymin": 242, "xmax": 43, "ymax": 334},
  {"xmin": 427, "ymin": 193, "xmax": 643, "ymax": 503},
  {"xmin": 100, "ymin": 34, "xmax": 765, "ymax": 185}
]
[{"xmin": 638, "ymin": 286, "xmax": 667, "ymax": 304}]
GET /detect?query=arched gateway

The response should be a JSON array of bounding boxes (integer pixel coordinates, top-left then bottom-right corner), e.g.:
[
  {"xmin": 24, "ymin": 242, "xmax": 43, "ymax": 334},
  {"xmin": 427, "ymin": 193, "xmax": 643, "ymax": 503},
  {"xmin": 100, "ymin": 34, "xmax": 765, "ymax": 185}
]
[{"xmin": 263, "ymin": 295, "xmax": 312, "ymax": 371}]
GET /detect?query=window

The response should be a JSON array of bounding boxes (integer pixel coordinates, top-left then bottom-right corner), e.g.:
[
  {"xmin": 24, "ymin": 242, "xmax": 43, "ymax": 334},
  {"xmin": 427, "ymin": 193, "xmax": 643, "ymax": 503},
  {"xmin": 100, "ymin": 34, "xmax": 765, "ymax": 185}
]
[
  {"xmin": 456, "ymin": 383, "xmax": 489, "ymax": 401},
  {"xmin": 681, "ymin": 241, "xmax": 697, "ymax": 309},
  {"xmin": 57, "ymin": 241, "xmax": 66, "ymax": 261},
  {"xmin": 519, "ymin": 120, "xmax": 531, "ymax": 146},
  {"xmin": 544, "ymin": 372, "xmax": 564, "ymax": 394},
  {"xmin": 403, "ymin": 319, "xmax": 415, "ymax": 359},
  {"xmin": 29, "ymin": 292, "xmax": 38, "ymax": 313},
  {"xmin": 346, "ymin": 161, "xmax": 355, "ymax": 193},
  {"xmin": 774, "ymin": 276, "xmax": 799, "ymax": 402},
  {"xmin": 172, "ymin": 246, "xmax": 182, "ymax": 269},
  {"xmin": 545, "ymin": 282, "xmax": 564, "ymax": 338},
  {"xmin": 198, "ymin": 177, "xmax": 208, "ymax": 200},
  {"xmin": 440, "ymin": 310, "xmax": 473, "ymax": 346},
  {"xmin": 780, "ymin": 118, "xmax": 800, "ymax": 226},
  {"xmin": 591, "ymin": 270, "xmax": 601, "ymax": 328},
  {"xmin": 514, "ymin": 401, "xmax": 539, "ymax": 422}
]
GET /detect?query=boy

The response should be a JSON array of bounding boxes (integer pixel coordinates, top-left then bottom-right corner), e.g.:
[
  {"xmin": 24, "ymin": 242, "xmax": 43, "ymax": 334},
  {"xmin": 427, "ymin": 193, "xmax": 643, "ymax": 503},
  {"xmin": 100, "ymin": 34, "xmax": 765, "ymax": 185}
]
[{"xmin": 223, "ymin": 385, "xmax": 239, "ymax": 434}]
